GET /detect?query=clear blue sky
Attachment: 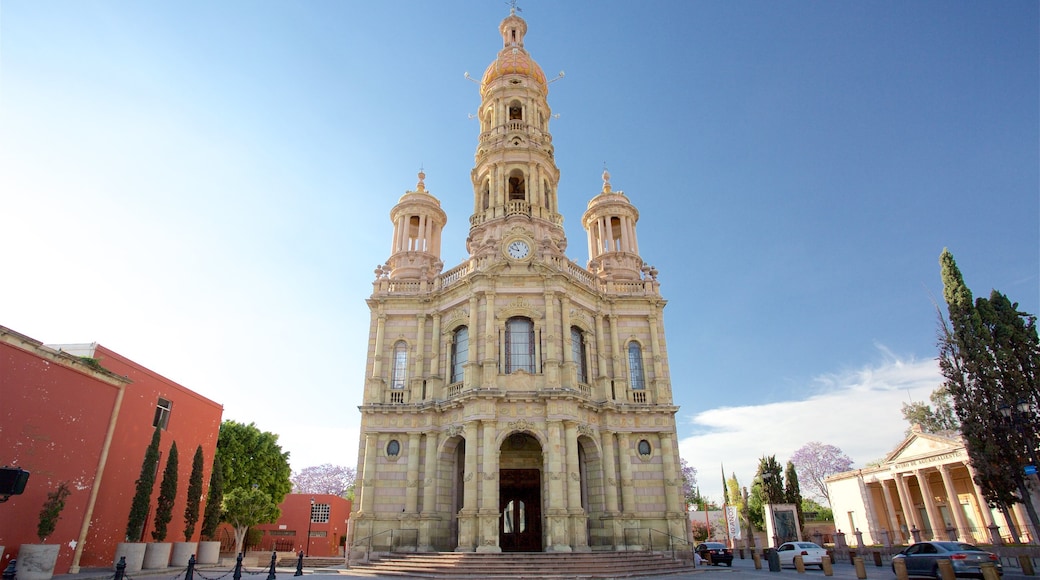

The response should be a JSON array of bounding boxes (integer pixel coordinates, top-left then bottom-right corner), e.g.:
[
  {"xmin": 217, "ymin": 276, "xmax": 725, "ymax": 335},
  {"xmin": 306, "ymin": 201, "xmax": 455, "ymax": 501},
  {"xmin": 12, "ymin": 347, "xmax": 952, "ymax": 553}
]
[{"xmin": 2, "ymin": 1, "xmax": 1036, "ymax": 505}]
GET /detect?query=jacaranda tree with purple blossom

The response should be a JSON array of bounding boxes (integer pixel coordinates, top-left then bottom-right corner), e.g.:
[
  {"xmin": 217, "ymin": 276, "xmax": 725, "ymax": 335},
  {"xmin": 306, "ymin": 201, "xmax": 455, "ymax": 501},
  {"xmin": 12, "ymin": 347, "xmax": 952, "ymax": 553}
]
[{"xmin": 790, "ymin": 441, "xmax": 852, "ymax": 506}]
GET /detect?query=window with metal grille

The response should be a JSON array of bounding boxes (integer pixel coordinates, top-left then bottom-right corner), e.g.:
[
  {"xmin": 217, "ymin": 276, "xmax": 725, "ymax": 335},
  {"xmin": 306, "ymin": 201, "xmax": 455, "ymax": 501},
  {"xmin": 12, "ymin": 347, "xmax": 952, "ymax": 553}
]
[
  {"xmin": 450, "ymin": 327, "xmax": 468, "ymax": 384},
  {"xmin": 628, "ymin": 342, "xmax": 645, "ymax": 390},
  {"xmin": 571, "ymin": 326, "xmax": 587, "ymax": 384},
  {"xmin": 391, "ymin": 341, "xmax": 407, "ymax": 389},
  {"xmin": 505, "ymin": 317, "xmax": 535, "ymax": 373},
  {"xmin": 311, "ymin": 503, "xmax": 330, "ymax": 524}
]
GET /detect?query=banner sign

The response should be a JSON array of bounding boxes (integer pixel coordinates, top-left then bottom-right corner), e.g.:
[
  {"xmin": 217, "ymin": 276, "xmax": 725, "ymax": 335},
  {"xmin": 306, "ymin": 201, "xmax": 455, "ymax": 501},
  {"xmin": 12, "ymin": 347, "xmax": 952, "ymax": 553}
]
[{"xmin": 726, "ymin": 505, "xmax": 742, "ymax": 540}]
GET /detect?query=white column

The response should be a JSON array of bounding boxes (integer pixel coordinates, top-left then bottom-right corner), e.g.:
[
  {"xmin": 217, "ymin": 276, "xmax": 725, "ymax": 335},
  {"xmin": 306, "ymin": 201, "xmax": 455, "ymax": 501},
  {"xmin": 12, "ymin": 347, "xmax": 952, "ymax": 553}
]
[
  {"xmin": 463, "ymin": 422, "xmax": 479, "ymax": 511},
  {"xmin": 421, "ymin": 432, "xmax": 438, "ymax": 514},
  {"xmin": 405, "ymin": 432, "xmax": 421, "ymax": 513},
  {"xmin": 895, "ymin": 472, "xmax": 924, "ymax": 535},
  {"xmin": 880, "ymin": 479, "xmax": 903, "ymax": 543},
  {"xmin": 938, "ymin": 463, "xmax": 972, "ymax": 542},
  {"xmin": 360, "ymin": 434, "xmax": 378, "ymax": 513},
  {"xmin": 601, "ymin": 430, "xmax": 619, "ymax": 513},
  {"xmin": 618, "ymin": 433, "xmax": 635, "ymax": 513},
  {"xmin": 915, "ymin": 469, "xmax": 944, "ymax": 540}
]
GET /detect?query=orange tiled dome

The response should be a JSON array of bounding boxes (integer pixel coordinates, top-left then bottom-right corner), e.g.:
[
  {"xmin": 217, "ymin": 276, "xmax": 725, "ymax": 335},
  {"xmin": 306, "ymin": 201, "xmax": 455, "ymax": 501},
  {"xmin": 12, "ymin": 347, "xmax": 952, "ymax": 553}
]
[{"xmin": 481, "ymin": 47, "xmax": 547, "ymax": 94}]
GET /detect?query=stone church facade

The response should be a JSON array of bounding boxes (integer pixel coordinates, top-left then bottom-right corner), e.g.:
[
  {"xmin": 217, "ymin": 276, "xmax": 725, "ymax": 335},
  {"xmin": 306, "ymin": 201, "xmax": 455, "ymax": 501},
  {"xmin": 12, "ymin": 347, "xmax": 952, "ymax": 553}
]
[{"xmin": 349, "ymin": 9, "xmax": 684, "ymax": 557}]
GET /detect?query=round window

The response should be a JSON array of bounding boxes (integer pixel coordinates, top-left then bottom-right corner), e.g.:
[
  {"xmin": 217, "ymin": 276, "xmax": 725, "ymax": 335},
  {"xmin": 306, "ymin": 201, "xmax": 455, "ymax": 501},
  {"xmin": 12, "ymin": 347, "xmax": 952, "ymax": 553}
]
[
  {"xmin": 637, "ymin": 440, "xmax": 652, "ymax": 456},
  {"xmin": 386, "ymin": 439, "xmax": 401, "ymax": 457}
]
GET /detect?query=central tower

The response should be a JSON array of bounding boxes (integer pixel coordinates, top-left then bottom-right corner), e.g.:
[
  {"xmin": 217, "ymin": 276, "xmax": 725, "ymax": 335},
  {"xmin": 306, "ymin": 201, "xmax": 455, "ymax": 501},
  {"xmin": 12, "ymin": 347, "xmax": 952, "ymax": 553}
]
[{"xmin": 350, "ymin": 8, "xmax": 684, "ymax": 558}]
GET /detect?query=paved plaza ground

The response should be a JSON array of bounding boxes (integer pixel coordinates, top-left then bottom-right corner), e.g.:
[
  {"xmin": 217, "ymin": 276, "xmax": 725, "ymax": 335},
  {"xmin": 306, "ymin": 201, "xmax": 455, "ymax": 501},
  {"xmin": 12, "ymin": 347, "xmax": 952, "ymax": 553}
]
[{"xmin": 48, "ymin": 553, "xmax": 1038, "ymax": 580}]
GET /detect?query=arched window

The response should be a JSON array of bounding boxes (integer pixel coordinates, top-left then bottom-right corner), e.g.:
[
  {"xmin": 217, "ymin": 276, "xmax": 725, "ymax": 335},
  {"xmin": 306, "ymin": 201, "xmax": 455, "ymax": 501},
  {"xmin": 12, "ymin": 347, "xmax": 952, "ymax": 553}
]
[
  {"xmin": 628, "ymin": 342, "xmax": 645, "ymax": 390},
  {"xmin": 391, "ymin": 341, "xmax": 407, "ymax": 389},
  {"xmin": 505, "ymin": 317, "xmax": 535, "ymax": 373},
  {"xmin": 482, "ymin": 182, "xmax": 490, "ymax": 210},
  {"xmin": 609, "ymin": 217, "xmax": 622, "ymax": 251},
  {"xmin": 571, "ymin": 326, "xmax": 588, "ymax": 384},
  {"xmin": 508, "ymin": 170, "xmax": 526, "ymax": 201},
  {"xmin": 450, "ymin": 327, "xmax": 468, "ymax": 384}
]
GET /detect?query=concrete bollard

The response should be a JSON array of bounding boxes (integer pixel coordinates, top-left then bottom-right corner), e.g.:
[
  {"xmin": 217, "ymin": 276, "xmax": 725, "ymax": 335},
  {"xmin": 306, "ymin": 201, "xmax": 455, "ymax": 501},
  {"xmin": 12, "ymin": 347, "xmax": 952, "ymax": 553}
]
[
  {"xmin": 822, "ymin": 555, "xmax": 834, "ymax": 577},
  {"xmin": 893, "ymin": 558, "xmax": 908, "ymax": 580},
  {"xmin": 1019, "ymin": 555, "xmax": 1035, "ymax": 576},
  {"xmin": 980, "ymin": 562, "xmax": 1000, "ymax": 580},
  {"xmin": 873, "ymin": 551, "xmax": 882, "ymax": 567},
  {"xmin": 853, "ymin": 556, "xmax": 866, "ymax": 579},
  {"xmin": 795, "ymin": 554, "xmax": 805, "ymax": 573},
  {"xmin": 294, "ymin": 551, "xmax": 304, "ymax": 577},
  {"xmin": 937, "ymin": 559, "xmax": 955, "ymax": 580},
  {"xmin": 753, "ymin": 551, "xmax": 762, "ymax": 570}
]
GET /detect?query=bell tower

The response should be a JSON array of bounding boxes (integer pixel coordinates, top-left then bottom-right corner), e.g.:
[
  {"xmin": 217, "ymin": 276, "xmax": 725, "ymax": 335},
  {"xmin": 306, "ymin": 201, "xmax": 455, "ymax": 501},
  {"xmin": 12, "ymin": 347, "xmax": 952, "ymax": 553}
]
[
  {"xmin": 384, "ymin": 170, "xmax": 446, "ymax": 280},
  {"xmin": 582, "ymin": 170, "xmax": 645, "ymax": 280},
  {"xmin": 467, "ymin": 7, "xmax": 565, "ymax": 259}
]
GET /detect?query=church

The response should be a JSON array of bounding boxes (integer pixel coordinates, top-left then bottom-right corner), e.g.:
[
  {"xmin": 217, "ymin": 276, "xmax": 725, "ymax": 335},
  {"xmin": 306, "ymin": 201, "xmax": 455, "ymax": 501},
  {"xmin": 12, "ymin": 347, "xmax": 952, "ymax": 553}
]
[{"xmin": 349, "ymin": 8, "xmax": 684, "ymax": 557}]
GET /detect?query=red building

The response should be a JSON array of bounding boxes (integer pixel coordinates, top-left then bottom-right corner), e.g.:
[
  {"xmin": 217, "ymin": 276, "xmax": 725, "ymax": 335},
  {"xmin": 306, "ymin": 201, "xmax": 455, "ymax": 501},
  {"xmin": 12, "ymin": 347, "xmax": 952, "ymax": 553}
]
[
  {"xmin": 0, "ymin": 326, "xmax": 223, "ymax": 573},
  {"xmin": 252, "ymin": 494, "xmax": 351, "ymax": 557}
]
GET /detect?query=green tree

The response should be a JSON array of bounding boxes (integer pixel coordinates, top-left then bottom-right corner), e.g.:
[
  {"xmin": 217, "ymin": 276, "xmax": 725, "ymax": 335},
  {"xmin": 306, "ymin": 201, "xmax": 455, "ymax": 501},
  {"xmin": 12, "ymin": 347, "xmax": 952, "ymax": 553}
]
[
  {"xmin": 901, "ymin": 385, "xmax": 960, "ymax": 435},
  {"xmin": 801, "ymin": 498, "xmax": 833, "ymax": 522},
  {"xmin": 784, "ymin": 461, "xmax": 804, "ymax": 531},
  {"xmin": 221, "ymin": 487, "xmax": 280, "ymax": 556},
  {"xmin": 184, "ymin": 445, "xmax": 205, "ymax": 541},
  {"xmin": 126, "ymin": 425, "xmax": 162, "ymax": 541},
  {"xmin": 200, "ymin": 455, "xmax": 224, "ymax": 540},
  {"xmin": 939, "ymin": 249, "xmax": 1040, "ymax": 541},
  {"xmin": 216, "ymin": 421, "xmax": 292, "ymax": 504},
  {"xmin": 759, "ymin": 456, "xmax": 784, "ymax": 504},
  {"xmin": 152, "ymin": 441, "xmax": 179, "ymax": 541},
  {"xmin": 726, "ymin": 473, "xmax": 743, "ymax": 511}
]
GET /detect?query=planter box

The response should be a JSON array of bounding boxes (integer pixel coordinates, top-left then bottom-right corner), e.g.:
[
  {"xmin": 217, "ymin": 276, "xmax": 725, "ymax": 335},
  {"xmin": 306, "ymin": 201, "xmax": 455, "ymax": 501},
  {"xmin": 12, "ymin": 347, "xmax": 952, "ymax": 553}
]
[
  {"xmin": 114, "ymin": 542, "xmax": 146, "ymax": 573},
  {"xmin": 170, "ymin": 542, "xmax": 197, "ymax": 567},
  {"xmin": 16, "ymin": 544, "xmax": 60, "ymax": 580},
  {"xmin": 196, "ymin": 542, "xmax": 220, "ymax": 565},
  {"xmin": 143, "ymin": 542, "xmax": 172, "ymax": 569}
]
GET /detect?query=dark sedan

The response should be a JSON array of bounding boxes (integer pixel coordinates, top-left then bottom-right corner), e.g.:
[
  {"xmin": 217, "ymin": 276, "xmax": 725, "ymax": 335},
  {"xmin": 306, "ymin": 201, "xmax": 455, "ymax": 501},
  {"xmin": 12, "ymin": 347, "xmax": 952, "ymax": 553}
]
[
  {"xmin": 892, "ymin": 541, "xmax": 1002, "ymax": 578},
  {"xmin": 695, "ymin": 542, "xmax": 733, "ymax": 566}
]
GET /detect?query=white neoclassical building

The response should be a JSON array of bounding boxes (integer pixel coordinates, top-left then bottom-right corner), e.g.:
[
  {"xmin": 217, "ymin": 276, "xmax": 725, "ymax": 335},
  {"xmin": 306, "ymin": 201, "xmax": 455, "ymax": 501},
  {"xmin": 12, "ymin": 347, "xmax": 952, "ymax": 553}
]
[
  {"xmin": 827, "ymin": 426, "xmax": 1037, "ymax": 546},
  {"xmin": 348, "ymin": 9, "xmax": 684, "ymax": 558}
]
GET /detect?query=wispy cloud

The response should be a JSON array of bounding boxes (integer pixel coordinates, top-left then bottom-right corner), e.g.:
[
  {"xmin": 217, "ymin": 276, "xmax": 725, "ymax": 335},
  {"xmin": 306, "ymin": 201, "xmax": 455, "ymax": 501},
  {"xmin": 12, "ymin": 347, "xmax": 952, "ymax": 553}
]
[{"xmin": 678, "ymin": 351, "xmax": 940, "ymax": 504}]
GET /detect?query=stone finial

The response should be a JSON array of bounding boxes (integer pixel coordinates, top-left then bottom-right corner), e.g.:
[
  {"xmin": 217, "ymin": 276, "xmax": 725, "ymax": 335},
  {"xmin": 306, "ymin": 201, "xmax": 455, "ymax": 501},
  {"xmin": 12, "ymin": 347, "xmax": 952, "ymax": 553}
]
[
  {"xmin": 416, "ymin": 170, "xmax": 426, "ymax": 193},
  {"xmin": 602, "ymin": 169, "xmax": 612, "ymax": 194}
]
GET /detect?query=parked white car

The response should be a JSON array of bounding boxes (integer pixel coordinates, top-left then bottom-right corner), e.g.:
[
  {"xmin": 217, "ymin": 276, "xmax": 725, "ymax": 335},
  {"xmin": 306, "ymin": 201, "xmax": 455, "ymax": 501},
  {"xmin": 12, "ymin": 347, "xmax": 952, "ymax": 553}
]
[{"xmin": 776, "ymin": 541, "xmax": 828, "ymax": 569}]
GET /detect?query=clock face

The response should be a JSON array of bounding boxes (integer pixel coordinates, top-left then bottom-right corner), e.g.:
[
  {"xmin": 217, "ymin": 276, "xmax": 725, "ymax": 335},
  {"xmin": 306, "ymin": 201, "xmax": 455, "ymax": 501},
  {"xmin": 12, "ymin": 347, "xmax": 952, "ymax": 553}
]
[{"xmin": 507, "ymin": 240, "xmax": 530, "ymax": 260}]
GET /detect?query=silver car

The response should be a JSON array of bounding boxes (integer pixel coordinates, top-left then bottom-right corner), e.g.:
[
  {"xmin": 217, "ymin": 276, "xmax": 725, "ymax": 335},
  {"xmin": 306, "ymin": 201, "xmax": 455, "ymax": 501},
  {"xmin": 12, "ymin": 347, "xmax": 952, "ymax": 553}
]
[{"xmin": 892, "ymin": 541, "xmax": 1002, "ymax": 578}]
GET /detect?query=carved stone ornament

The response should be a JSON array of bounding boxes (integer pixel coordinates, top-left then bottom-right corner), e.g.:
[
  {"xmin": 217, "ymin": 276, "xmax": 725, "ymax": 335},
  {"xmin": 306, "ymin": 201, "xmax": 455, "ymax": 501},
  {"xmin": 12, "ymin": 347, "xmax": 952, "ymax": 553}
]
[
  {"xmin": 664, "ymin": 479, "xmax": 679, "ymax": 487},
  {"xmin": 577, "ymin": 424, "xmax": 594, "ymax": 437},
  {"xmin": 549, "ymin": 472, "xmax": 563, "ymax": 481},
  {"xmin": 407, "ymin": 480, "xmax": 419, "ymax": 488},
  {"xmin": 484, "ymin": 539, "xmax": 496, "ymax": 546},
  {"xmin": 607, "ymin": 478, "xmax": 617, "ymax": 486},
  {"xmin": 424, "ymin": 477, "xmax": 433, "ymax": 486},
  {"xmin": 446, "ymin": 424, "xmax": 463, "ymax": 438},
  {"xmin": 570, "ymin": 472, "xmax": 580, "ymax": 482},
  {"xmin": 363, "ymin": 479, "xmax": 375, "ymax": 487},
  {"xmin": 483, "ymin": 472, "xmax": 497, "ymax": 481},
  {"xmin": 509, "ymin": 418, "xmax": 532, "ymax": 431},
  {"xmin": 465, "ymin": 472, "xmax": 474, "ymax": 482}
]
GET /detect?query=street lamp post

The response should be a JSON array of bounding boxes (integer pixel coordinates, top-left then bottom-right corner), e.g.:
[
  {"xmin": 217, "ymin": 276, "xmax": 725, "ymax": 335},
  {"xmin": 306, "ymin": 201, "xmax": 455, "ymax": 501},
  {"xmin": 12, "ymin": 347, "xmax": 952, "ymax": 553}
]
[{"xmin": 306, "ymin": 497, "xmax": 315, "ymax": 557}]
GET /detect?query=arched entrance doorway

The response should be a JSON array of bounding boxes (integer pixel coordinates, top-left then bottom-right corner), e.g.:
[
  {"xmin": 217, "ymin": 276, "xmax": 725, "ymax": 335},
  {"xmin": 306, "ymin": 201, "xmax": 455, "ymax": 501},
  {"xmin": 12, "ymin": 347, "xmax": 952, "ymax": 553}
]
[{"xmin": 499, "ymin": 432, "xmax": 543, "ymax": 552}]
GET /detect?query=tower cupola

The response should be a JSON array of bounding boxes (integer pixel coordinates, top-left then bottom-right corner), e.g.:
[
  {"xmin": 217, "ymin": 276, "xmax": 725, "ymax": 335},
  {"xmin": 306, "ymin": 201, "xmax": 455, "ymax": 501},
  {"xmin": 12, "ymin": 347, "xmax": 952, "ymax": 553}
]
[
  {"xmin": 385, "ymin": 171, "xmax": 446, "ymax": 280},
  {"xmin": 582, "ymin": 170, "xmax": 645, "ymax": 280}
]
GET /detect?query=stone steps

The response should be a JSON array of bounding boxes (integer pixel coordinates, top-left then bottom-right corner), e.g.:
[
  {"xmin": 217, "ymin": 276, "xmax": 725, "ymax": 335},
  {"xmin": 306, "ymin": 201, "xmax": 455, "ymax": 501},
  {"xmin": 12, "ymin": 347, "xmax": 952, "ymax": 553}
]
[{"xmin": 346, "ymin": 551, "xmax": 694, "ymax": 578}]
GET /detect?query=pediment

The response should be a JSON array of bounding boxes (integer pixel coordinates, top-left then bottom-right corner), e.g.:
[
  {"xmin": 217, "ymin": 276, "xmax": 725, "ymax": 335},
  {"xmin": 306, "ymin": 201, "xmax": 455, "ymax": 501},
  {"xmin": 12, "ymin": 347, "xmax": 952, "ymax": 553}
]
[{"xmin": 884, "ymin": 429, "xmax": 962, "ymax": 464}]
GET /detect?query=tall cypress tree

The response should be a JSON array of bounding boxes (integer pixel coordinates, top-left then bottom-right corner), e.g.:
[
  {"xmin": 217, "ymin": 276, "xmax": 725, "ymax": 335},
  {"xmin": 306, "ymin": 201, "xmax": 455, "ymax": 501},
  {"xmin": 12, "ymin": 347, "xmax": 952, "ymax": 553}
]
[
  {"xmin": 126, "ymin": 425, "xmax": 162, "ymax": 542},
  {"xmin": 200, "ymin": 455, "xmax": 224, "ymax": 541},
  {"xmin": 784, "ymin": 461, "xmax": 804, "ymax": 532},
  {"xmin": 939, "ymin": 249, "xmax": 1040, "ymax": 540},
  {"xmin": 184, "ymin": 445, "xmax": 205, "ymax": 541},
  {"xmin": 152, "ymin": 441, "xmax": 179, "ymax": 541}
]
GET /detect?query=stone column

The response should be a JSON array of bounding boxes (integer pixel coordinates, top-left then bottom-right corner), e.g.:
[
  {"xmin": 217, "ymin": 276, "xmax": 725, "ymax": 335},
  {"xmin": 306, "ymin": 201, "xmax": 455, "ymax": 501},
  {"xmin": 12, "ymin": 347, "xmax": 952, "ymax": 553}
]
[
  {"xmin": 915, "ymin": 469, "xmax": 944, "ymax": 540},
  {"xmin": 895, "ymin": 472, "xmax": 924, "ymax": 536},
  {"xmin": 601, "ymin": 430, "xmax": 619, "ymax": 514},
  {"xmin": 413, "ymin": 314, "xmax": 426, "ymax": 399},
  {"xmin": 372, "ymin": 313, "xmax": 386, "ymax": 377},
  {"xmin": 659, "ymin": 431, "xmax": 686, "ymax": 542},
  {"xmin": 429, "ymin": 314, "xmax": 441, "ymax": 377},
  {"xmin": 418, "ymin": 431, "xmax": 439, "ymax": 551},
  {"xmin": 560, "ymin": 296, "xmax": 573, "ymax": 388},
  {"xmin": 405, "ymin": 432, "xmax": 421, "ymax": 514},
  {"xmin": 618, "ymin": 433, "xmax": 635, "ymax": 514},
  {"xmin": 546, "ymin": 420, "xmax": 571, "ymax": 552},
  {"xmin": 880, "ymin": 479, "xmax": 903, "ymax": 544},
  {"xmin": 648, "ymin": 313, "xmax": 663, "ymax": 401},
  {"xmin": 594, "ymin": 314, "xmax": 608, "ymax": 394},
  {"xmin": 477, "ymin": 419, "xmax": 501, "ymax": 552},
  {"xmin": 565, "ymin": 422, "xmax": 589, "ymax": 551},
  {"xmin": 937, "ymin": 464, "xmax": 972, "ymax": 542},
  {"xmin": 465, "ymin": 296, "xmax": 479, "ymax": 389},
  {"xmin": 456, "ymin": 421, "xmax": 479, "ymax": 551},
  {"xmin": 359, "ymin": 433, "xmax": 378, "ymax": 514},
  {"xmin": 608, "ymin": 313, "xmax": 623, "ymax": 385},
  {"xmin": 482, "ymin": 292, "xmax": 496, "ymax": 388}
]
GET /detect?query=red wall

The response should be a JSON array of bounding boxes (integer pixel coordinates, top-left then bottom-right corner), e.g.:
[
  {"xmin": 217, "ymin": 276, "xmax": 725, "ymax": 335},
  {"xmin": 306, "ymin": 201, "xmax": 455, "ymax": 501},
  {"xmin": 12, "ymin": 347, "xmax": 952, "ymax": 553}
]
[
  {"xmin": 0, "ymin": 337, "xmax": 124, "ymax": 574},
  {"xmin": 0, "ymin": 330, "xmax": 223, "ymax": 573},
  {"xmin": 80, "ymin": 345, "xmax": 223, "ymax": 567},
  {"xmin": 253, "ymin": 495, "xmax": 352, "ymax": 557}
]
